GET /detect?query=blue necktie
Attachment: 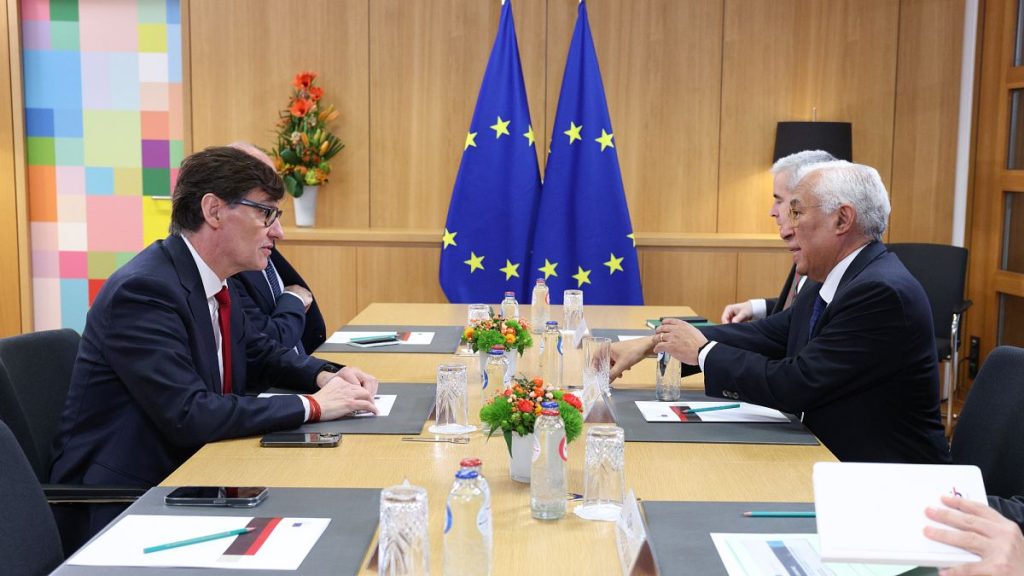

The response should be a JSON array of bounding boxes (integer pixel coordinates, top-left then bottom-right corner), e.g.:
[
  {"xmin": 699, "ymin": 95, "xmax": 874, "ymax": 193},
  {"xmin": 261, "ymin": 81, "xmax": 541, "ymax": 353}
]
[
  {"xmin": 808, "ymin": 295, "xmax": 827, "ymax": 336},
  {"xmin": 265, "ymin": 258, "xmax": 283, "ymax": 300}
]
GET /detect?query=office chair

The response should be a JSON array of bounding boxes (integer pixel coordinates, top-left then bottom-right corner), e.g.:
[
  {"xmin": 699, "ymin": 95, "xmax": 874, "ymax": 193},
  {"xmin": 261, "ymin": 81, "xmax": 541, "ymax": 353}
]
[
  {"xmin": 0, "ymin": 419, "xmax": 64, "ymax": 576},
  {"xmin": 886, "ymin": 243, "xmax": 971, "ymax": 433},
  {"xmin": 951, "ymin": 346, "xmax": 1024, "ymax": 499}
]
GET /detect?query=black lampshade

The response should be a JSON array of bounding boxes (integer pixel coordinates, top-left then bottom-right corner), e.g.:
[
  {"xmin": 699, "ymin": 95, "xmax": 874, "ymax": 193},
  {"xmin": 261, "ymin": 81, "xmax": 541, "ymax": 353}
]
[{"xmin": 773, "ymin": 121, "xmax": 853, "ymax": 163}]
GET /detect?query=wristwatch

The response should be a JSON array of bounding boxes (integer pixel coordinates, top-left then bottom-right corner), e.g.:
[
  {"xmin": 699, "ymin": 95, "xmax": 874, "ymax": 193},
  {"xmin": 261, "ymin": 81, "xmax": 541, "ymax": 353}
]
[{"xmin": 317, "ymin": 362, "xmax": 343, "ymax": 376}]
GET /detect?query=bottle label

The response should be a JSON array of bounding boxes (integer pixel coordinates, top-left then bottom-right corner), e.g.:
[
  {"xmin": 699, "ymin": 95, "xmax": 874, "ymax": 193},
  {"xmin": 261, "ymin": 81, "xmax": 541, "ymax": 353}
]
[
  {"xmin": 477, "ymin": 504, "xmax": 492, "ymax": 538},
  {"xmin": 557, "ymin": 334, "xmax": 563, "ymax": 356},
  {"xmin": 444, "ymin": 504, "xmax": 452, "ymax": 534},
  {"xmin": 559, "ymin": 437, "xmax": 568, "ymax": 461},
  {"xmin": 482, "ymin": 370, "xmax": 488, "ymax": 390},
  {"xmin": 532, "ymin": 434, "xmax": 541, "ymax": 462}
]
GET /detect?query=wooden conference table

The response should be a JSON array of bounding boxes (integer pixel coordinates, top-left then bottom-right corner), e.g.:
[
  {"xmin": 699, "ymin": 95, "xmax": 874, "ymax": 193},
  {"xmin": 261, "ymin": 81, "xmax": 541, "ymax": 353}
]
[{"xmin": 163, "ymin": 303, "xmax": 836, "ymax": 574}]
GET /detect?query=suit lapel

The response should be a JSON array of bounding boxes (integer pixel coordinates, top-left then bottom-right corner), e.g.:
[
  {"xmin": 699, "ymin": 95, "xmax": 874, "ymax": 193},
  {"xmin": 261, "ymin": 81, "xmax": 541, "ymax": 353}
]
[
  {"xmin": 166, "ymin": 234, "xmax": 222, "ymax": 393},
  {"xmin": 808, "ymin": 241, "xmax": 887, "ymax": 339}
]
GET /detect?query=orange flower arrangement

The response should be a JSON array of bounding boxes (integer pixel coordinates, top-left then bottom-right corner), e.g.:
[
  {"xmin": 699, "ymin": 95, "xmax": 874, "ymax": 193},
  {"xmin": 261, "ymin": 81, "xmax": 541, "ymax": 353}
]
[
  {"xmin": 479, "ymin": 376, "xmax": 584, "ymax": 444},
  {"xmin": 271, "ymin": 71, "xmax": 344, "ymax": 197}
]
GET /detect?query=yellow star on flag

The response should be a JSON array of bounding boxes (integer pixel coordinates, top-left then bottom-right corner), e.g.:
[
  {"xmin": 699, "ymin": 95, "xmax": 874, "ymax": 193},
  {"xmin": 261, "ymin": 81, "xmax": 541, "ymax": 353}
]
[
  {"xmin": 523, "ymin": 125, "xmax": 535, "ymax": 147},
  {"xmin": 499, "ymin": 259, "xmax": 520, "ymax": 280},
  {"xmin": 490, "ymin": 116, "xmax": 511, "ymax": 139},
  {"xmin": 464, "ymin": 252, "xmax": 485, "ymax": 273},
  {"xmin": 564, "ymin": 121, "xmax": 583, "ymax": 144},
  {"xmin": 595, "ymin": 129, "xmax": 615, "ymax": 152},
  {"xmin": 441, "ymin": 228, "xmax": 457, "ymax": 249},
  {"xmin": 604, "ymin": 253, "xmax": 624, "ymax": 274},
  {"xmin": 464, "ymin": 131, "xmax": 477, "ymax": 150},
  {"xmin": 572, "ymin": 266, "xmax": 592, "ymax": 287},
  {"xmin": 627, "ymin": 233, "xmax": 636, "ymax": 247},
  {"xmin": 538, "ymin": 259, "xmax": 559, "ymax": 279}
]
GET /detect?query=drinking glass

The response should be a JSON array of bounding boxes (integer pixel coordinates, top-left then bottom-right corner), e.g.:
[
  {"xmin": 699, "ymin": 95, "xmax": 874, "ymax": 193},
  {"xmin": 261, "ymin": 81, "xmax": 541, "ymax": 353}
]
[
  {"xmin": 582, "ymin": 336, "xmax": 611, "ymax": 413},
  {"xmin": 574, "ymin": 425, "xmax": 626, "ymax": 521},
  {"xmin": 378, "ymin": 481, "xmax": 429, "ymax": 576},
  {"xmin": 429, "ymin": 364, "xmax": 475, "ymax": 435},
  {"xmin": 458, "ymin": 304, "xmax": 492, "ymax": 355},
  {"xmin": 655, "ymin": 352, "xmax": 682, "ymax": 402},
  {"xmin": 563, "ymin": 290, "xmax": 584, "ymax": 334}
]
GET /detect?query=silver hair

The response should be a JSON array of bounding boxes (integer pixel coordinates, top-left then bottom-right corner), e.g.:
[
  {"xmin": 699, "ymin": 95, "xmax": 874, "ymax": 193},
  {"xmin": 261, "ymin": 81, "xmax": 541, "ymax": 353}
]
[
  {"xmin": 794, "ymin": 160, "xmax": 891, "ymax": 241},
  {"xmin": 771, "ymin": 150, "xmax": 837, "ymax": 189}
]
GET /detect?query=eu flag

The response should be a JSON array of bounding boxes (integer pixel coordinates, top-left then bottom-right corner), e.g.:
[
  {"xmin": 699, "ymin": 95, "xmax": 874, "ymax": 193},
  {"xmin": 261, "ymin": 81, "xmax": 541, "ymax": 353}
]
[
  {"xmin": 439, "ymin": 0, "xmax": 541, "ymax": 304},
  {"xmin": 529, "ymin": 0, "xmax": 643, "ymax": 305}
]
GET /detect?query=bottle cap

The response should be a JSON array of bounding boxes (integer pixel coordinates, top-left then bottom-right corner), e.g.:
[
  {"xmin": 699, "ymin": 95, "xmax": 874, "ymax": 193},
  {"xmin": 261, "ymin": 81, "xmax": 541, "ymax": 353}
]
[
  {"xmin": 540, "ymin": 401, "xmax": 558, "ymax": 409},
  {"xmin": 535, "ymin": 279, "xmax": 545, "ymax": 285},
  {"xmin": 540, "ymin": 409, "xmax": 560, "ymax": 417},
  {"xmin": 504, "ymin": 291, "xmax": 515, "ymax": 297},
  {"xmin": 455, "ymin": 470, "xmax": 479, "ymax": 480},
  {"xmin": 546, "ymin": 321, "xmax": 559, "ymax": 328},
  {"xmin": 489, "ymin": 345, "xmax": 505, "ymax": 355},
  {"xmin": 460, "ymin": 457, "xmax": 482, "ymax": 468}
]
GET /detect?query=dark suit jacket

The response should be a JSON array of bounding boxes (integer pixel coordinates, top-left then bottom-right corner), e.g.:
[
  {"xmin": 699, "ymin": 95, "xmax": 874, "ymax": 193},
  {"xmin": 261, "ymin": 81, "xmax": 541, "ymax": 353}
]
[
  {"xmin": 764, "ymin": 265, "xmax": 798, "ymax": 315},
  {"xmin": 698, "ymin": 241, "xmax": 950, "ymax": 464},
  {"xmin": 51, "ymin": 234, "xmax": 330, "ymax": 492},
  {"xmin": 989, "ymin": 496, "xmax": 1024, "ymax": 532},
  {"xmin": 230, "ymin": 249, "xmax": 327, "ymax": 356}
]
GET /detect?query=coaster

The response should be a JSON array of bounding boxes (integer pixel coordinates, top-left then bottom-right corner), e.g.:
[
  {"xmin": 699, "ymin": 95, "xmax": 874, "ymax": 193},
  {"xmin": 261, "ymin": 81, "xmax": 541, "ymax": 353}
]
[{"xmin": 574, "ymin": 502, "xmax": 622, "ymax": 522}]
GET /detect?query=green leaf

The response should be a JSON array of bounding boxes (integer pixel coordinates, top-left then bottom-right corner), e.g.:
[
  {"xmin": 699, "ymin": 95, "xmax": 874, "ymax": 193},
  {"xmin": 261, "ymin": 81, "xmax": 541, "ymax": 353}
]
[
  {"xmin": 280, "ymin": 148, "xmax": 301, "ymax": 165},
  {"xmin": 283, "ymin": 174, "xmax": 302, "ymax": 197}
]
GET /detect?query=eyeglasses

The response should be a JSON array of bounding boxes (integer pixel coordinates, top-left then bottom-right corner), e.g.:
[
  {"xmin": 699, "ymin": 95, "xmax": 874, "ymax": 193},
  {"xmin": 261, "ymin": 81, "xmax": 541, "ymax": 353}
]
[
  {"xmin": 234, "ymin": 198, "xmax": 283, "ymax": 228},
  {"xmin": 787, "ymin": 204, "xmax": 822, "ymax": 225}
]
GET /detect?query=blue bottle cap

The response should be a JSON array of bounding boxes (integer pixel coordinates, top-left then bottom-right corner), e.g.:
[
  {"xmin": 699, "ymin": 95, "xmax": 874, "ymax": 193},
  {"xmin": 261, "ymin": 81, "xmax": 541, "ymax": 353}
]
[
  {"xmin": 540, "ymin": 401, "xmax": 558, "ymax": 409},
  {"xmin": 546, "ymin": 321, "xmax": 559, "ymax": 328},
  {"xmin": 456, "ymin": 470, "xmax": 479, "ymax": 480}
]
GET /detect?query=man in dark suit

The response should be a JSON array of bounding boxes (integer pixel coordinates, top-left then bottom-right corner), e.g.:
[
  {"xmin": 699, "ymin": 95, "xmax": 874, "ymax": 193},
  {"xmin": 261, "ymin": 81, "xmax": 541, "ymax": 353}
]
[
  {"xmin": 925, "ymin": 495, "xmax": 1024, "ymax": 575},
  {"xmin": 50, "ymin": 147, "xmax": 379, "ymax": 545},
  {"xmin": 720, "ymin": 150, "xmax": 835, "ymax": 323},
  {"xmin": 227, "ymin": 142, "xmax": 327, "ymax": 357},
  {"xmin": 612, "ymin": 161, "xmax": 949, "ymax": 464}
]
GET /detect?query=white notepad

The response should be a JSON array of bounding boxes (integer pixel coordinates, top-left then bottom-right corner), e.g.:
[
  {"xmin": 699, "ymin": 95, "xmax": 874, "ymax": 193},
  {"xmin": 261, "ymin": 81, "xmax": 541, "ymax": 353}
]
[{"xmin": 813, "ymin": 462, "xmax": 987, "ymax": 567}]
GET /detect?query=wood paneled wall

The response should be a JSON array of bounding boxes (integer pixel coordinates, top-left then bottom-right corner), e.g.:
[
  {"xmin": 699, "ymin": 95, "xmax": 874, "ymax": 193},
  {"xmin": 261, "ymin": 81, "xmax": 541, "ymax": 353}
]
[
  {"xmin": 184, "ymin": 0, "xmax": 965, "ymax": 327},
  {"xmin": 0, "ymin": 0, "xmax": 24, "ymax": 336}
]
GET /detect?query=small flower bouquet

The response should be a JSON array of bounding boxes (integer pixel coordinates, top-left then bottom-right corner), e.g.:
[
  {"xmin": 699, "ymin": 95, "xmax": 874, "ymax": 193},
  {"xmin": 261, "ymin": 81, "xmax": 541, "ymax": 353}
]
[
  {"xmin": 271, "ymin": 71, "xmax": 345, "ymax": 198},
  {"xmin": 480, "ymin": 376, "xmax": 584, "ymax": 448},
  {"xmin": 461, "ymin": 315, "xmax": 533, "ymax": 354}
]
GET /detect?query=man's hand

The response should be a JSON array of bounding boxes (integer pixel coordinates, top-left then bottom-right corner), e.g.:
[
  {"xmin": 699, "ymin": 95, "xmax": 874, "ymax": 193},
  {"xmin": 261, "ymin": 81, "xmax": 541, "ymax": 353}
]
[
  {"xmin": 311, "ymin": 380, "xmax": 378, "ymax": 421},
  {"xmin": 609, "ymin": 337, "xmax": 655, "ymax": 381},
  {"xmin": 924, "ymin": 494, "xmax": 1024, "ymax": 576},
  {"xmin": 315, "ymin": 366, "xmax": 379, "ymax": 396},
  {"xmin": 721, "ymin": 301, "xmax": 754, "ymax": 324},
  {"xmin": 284, "ymin": 285, "xmax": 313, "ymax": 311},
  {"xmin": 653, "ymin": 318, "xmax": 708, "ymax": 365}
]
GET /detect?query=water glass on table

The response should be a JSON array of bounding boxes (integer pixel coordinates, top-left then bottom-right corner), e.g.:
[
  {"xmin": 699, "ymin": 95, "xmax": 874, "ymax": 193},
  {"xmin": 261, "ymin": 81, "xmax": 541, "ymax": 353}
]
[
  {"xmin": 574, "ymin": 425, "xmax": 626, "ymax": 521},
  {"xmin": 582, "ymin": 336, "xmax": 611, "ymax": 413},
  {"xmin": 457, "ymin": 304, "xmax": 491, "ymax": 356},
  {"xmin": 378, "ymin": 481, "xmax": 430, "ymax": 576},
  {"xmin": 429, "ymin": 363, "xmax": 475, "ymax": 435},
  {"xmin": 563, "ymin": 290, "xmax": 584, "ymax": 334}
]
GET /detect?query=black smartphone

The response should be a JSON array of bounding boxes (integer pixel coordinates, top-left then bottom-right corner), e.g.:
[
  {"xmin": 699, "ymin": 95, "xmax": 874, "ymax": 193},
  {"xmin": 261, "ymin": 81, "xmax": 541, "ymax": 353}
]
[
  {"xmin": 260, "ymin": 432, "xmax": 342, "ymax": 448},
  {"xmin": 164, "ymin": 486, "xmax": 269, "ymax": 507}
]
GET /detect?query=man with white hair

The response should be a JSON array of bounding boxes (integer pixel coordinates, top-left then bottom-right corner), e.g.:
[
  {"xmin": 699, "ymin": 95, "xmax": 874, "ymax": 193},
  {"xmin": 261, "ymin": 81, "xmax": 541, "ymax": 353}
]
[
  {"xmin": 612, "ymin": 161, "xmax": 950, "ymax": 464},
  {"xmin": 720, "ymin": 150, "xmax": 835, "ymax": 323}
]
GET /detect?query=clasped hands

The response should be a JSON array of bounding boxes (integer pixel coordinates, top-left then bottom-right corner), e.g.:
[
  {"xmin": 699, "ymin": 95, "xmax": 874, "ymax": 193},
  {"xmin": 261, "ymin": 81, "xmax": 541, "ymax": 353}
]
[
  {"xmin": 313, "ymin": 366, "xmax": 380, "ymax": 420},
  {"xmin": 609, "ymin": 318, "xmax": 708, "ymax": 380}
]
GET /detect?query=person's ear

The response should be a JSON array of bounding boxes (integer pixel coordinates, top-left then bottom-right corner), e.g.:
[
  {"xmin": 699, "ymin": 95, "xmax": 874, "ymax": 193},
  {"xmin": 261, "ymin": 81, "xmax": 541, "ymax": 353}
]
[
  {"xmin": 201, "ymin": 193, "xmax": 224, "ymax": 229},
  {"xmin": 835, "ymin": 204, "xmax": 855, "ymax": 235}
]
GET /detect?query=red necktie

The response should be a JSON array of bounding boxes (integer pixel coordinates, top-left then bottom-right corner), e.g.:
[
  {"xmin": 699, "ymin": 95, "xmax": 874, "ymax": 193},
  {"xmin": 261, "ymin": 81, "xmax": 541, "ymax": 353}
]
[{"xmin": 214, "ymin": 287, "xmax": 233, "ymax": 395}]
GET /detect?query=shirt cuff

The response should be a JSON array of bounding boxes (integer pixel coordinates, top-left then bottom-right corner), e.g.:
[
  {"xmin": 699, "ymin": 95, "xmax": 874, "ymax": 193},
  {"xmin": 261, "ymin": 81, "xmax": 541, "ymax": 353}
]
[
  {"xmin": 298, "ymin": 394, "xmax": 311, "ymax": 422},
  {"xmin": 750, "ymin": 299, "xmax": 767, "ymax": 320},
  {"xmin": 697, "ymin": 341, "xmax": 717, "ymax": 371},
  {"xmin": 282, "ymin": 291, "xmax": 305, "ymax": 305}
]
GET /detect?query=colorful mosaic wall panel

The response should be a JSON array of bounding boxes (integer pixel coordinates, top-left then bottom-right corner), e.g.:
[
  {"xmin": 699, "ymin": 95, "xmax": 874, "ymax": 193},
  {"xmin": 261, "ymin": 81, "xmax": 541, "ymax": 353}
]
[{"xmin": 22, "ymin": 0, "xmax": 183, "ymax": 331}]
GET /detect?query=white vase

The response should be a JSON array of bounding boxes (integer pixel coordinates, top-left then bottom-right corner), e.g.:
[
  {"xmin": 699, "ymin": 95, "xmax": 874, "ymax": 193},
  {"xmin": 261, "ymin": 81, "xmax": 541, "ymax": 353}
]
[
  {"xmin": 509, "ymin": 432, "xmax": 535, "ymax": 483},
  {"xmin": 293, "ymin": 185, "xmax": 319, "ymax": 227}
]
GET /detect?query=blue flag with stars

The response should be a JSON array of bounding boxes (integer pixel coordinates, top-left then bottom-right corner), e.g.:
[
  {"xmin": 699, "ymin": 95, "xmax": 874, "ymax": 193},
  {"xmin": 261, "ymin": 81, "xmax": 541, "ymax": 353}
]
[
  {"xmin": 439, "ymin": 0, "xmax": 541, "ymax": 304},
  {"xmin": 529, "ymin": 0, "xmax": 643, "ymax": 305}
]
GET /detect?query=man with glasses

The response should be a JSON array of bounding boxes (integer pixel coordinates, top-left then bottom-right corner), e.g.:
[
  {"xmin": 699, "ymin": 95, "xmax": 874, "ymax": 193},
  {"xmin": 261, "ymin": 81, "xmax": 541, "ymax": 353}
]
[
  {"xmin": 719, "ymin": 150, "xmax": 834, "ymax": 323},
  {"xmin": 611, "ymin": 161, "xmax": 949, "ymax": 464},
  {"xmin": 50, "ymin": 146, "xmax": 379, "ymax": 548},
  {"xmin": 228, "ymin": 142, "xmax": 326, "ymax": 362}
]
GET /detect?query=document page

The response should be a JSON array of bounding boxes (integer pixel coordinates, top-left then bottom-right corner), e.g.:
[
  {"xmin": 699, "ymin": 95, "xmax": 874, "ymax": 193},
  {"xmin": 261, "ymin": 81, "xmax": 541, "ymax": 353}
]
[
  {"xmin": 326, "ymin": 331, "xmax": 435, "ymax": 346},
  {"xmin": 711, "ymin": 533, "xmax": 911, "ymax": 576},
  {"xmin": 68, "ymin": 514, "xmax": 329, "ymax": 570},
  {"xmin": 634, "ymin": 401, "xmax": 790, "ymax": 423}
]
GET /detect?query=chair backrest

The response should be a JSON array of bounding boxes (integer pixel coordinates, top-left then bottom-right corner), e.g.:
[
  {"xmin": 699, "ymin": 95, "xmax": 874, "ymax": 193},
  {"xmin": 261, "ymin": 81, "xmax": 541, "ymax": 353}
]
[
  {"xmin": 0, "ymin": 329, "xmax": 81, "ymax": 482},
  {"xmin": 885, "ymin": 243, "xmax": 968, "ymax": 341},
  {"xmin": 951, "ymin": 346, "xmax": 1024, "ymax": 499},
  {"xmin": 0, "ymin": 419, "xmax": 64, "ymax": 575}
]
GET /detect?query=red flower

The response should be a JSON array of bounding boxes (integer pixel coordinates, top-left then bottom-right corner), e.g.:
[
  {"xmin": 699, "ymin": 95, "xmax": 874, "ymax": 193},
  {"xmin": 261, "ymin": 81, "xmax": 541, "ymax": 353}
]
[
  {"xmin": 562, "ymin": 393, "xmax": 583, "ymax": 411},
  {"xmin": 516, "ymin": 399, "xmax": 534, "ymax": 413},
  {"xmin": 289, "ymin": 98, "xmax": 314, "ymax": 117},
  {"xmin": 502, "ymin": 389, "xmax": 512, "ymax": 397},
  {"xmin": 307, "ymin": 86, "xmax": 324, "ymax": 101},
  {"xmin": 293, "ymin": 71, "xmax": 317, "ymax": 89}
]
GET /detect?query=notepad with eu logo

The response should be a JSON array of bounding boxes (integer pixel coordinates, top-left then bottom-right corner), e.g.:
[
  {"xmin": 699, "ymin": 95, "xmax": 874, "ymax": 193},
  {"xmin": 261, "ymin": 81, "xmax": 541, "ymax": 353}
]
[{"xmin": 813, "ymin": 462, "xmax": 987, "ymax": 567}]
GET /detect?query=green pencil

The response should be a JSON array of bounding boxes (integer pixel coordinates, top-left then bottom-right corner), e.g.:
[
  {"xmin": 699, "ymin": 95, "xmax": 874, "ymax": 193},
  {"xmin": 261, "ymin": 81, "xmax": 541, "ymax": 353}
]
[
  {"xmin": 143, "ymin": 526, "xmax": 254, "ymax": 554},
  {"xmin": 683, "ymin": 403, "xmax": 741, "ymax": 414},
  {"xmin": 742, "ymin": 511, "xmax": 816, "ymax": 518}
]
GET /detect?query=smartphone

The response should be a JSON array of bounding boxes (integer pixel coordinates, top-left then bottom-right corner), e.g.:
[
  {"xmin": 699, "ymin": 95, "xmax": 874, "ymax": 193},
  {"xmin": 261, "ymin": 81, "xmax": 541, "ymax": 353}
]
[
  {"xmin": 164, "ymin": 486, "xmax": 269, "ymax": 507},
  {"xmin": 260, "ymin": 432, "xmax": 342, "ymax": 448},
  {"xmin": 348, "ymin": 334, "xmax": 399, "ymax": 347}
]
